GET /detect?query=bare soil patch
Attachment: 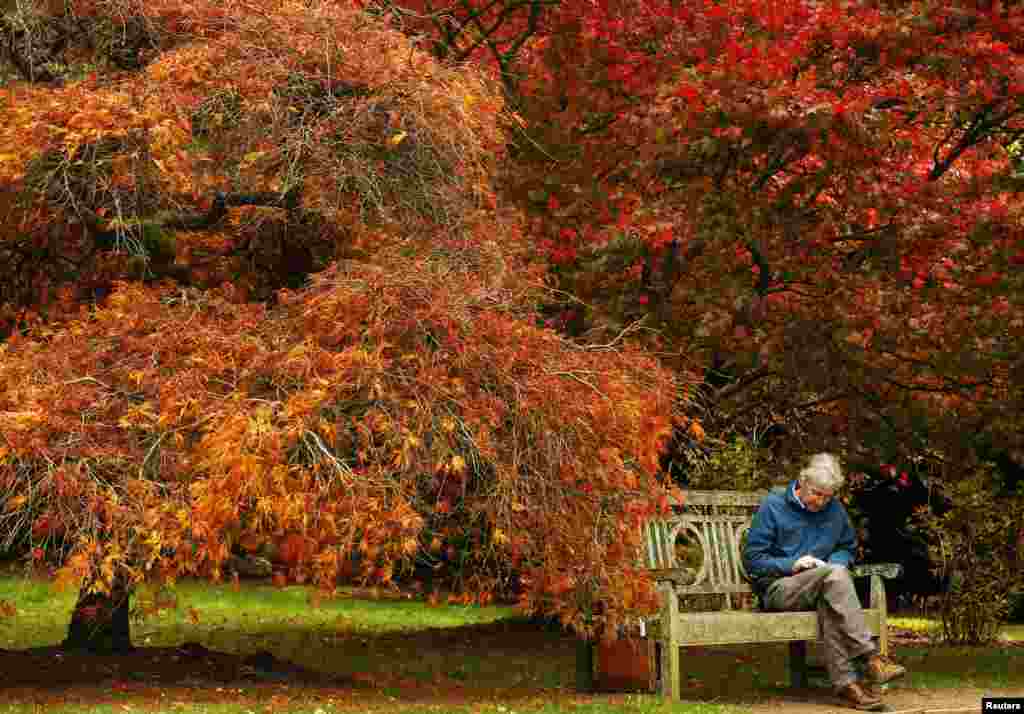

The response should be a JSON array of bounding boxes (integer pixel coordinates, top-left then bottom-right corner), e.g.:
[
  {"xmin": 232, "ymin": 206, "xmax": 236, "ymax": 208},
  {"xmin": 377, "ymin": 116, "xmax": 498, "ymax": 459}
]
[
  {"xmin": 0, "ymin": 641, "xmax": 350, "ymax": 688},
  {"xmin": 747, "ymin": 685, "xmax": 1019, "ymax": 714}
]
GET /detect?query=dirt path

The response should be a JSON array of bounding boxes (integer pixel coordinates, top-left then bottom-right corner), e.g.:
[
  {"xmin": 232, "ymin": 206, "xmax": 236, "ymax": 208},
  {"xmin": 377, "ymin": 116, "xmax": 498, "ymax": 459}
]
[{"xmin": 744, "ymin": 685, "xmax": 1022, "ymax": 713}]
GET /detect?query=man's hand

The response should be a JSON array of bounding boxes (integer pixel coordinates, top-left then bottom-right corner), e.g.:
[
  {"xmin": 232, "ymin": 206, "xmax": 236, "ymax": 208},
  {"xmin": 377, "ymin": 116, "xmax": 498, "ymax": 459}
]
[{"xmin": 793, "ymin": 555, "xmax": 827, "ymax": 573}]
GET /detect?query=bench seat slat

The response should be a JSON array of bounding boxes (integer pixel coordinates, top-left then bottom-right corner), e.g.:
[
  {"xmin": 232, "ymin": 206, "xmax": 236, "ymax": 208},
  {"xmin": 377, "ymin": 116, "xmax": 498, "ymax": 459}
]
[{"xmin": 653, "ymin": 609, "xmax": 883, "ymax": 646}]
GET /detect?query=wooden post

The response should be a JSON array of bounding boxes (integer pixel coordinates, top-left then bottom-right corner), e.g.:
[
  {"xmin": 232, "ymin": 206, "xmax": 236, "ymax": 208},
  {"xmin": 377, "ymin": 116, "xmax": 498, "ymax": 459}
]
[
  {"xmin": 870, "ymin": 574, "xmax": 888, "ymax": 657},
  {"xmin": 658, "ymin": 583, "xmax": 681, "ymax": 699},
  {"xmin": 575, "ymin": 638, "xmax": 594, "ymax": 692}
]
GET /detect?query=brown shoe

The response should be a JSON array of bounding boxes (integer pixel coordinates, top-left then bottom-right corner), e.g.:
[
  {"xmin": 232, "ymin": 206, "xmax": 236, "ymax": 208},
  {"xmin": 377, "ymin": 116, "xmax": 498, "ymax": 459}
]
[
  {"xmin": 836, "ymin": 681, "xmax": 885, "ymax": 711},
  {"xmin": 864, "ymin": 654, "xmax": 906, "ymax": 684},
  {"xmin": 862, "ymin": 681, "xmax": 884, "ymax": 700}
]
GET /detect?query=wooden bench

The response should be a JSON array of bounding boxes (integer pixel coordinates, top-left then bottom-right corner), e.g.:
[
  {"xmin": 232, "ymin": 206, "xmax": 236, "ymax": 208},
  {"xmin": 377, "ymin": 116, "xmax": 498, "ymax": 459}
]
[{"xmin": 639, "ymin": 489, "xmax": 902, "ymax": 699}]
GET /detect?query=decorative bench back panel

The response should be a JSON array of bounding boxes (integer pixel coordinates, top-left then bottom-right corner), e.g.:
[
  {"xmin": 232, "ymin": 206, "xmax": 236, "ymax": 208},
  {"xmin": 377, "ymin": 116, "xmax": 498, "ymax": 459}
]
[{"xmin": 643, "ymin": 489, "xmax": 772, "ymax": 605}]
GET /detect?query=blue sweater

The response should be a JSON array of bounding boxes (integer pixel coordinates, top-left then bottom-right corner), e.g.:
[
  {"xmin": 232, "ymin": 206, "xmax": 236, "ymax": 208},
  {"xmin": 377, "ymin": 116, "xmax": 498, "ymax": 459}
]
[{"xmin": 743, "ymin": 481, "xmax": 857, "ymax": 587}]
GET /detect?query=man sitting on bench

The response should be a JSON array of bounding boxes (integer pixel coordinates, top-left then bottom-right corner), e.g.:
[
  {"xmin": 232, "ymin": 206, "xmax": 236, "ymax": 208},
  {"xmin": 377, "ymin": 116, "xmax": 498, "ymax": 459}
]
[{"xmin": 742, "ymin": 452, "xmax": 906, "ymax": 711}]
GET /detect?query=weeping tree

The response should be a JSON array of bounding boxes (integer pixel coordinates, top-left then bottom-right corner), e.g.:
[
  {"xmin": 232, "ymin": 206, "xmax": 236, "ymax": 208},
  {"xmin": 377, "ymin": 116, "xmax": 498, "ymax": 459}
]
[{"xmin": 0, "ymin": 0, "xmax": 685, "ymax": 653}]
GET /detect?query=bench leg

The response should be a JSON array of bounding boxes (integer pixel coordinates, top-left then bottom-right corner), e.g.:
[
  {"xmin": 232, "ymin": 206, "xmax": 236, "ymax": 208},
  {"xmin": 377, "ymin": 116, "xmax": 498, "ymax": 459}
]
[
  {"xmin": 788, "ymin": 641, "xmax": 808, "ymax": 688},
  {"xmin": 659, "ymin": 639, "xmax": 681, "ymax": 699},
  {"xmin": 870, "ymin": 574, "xmax": 889, "ymax": 657},
  {"xmin": 575, "ymin": 638, "xmax": 594, "ymax": 692},
  {"xmin": 658, "ymin": 584, "xmax": 681, "ymax": 699},
  {"xmin": 652, "ymin": 640, "xmax": 661, "ymax": 692}
]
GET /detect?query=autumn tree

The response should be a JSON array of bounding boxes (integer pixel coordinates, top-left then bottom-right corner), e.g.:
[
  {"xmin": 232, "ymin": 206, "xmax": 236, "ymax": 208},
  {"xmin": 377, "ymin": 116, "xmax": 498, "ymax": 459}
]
[
  {"xmin": 0, "ymin": 0, "xmax": 685, "ymax": 652},
  {"xmin": 375, "ymin": 0, "xmax": 1023, "ymax": 477},
  {"xmin": 359, "ymin": 0, "xmax": 1024, "ymax": 615}
]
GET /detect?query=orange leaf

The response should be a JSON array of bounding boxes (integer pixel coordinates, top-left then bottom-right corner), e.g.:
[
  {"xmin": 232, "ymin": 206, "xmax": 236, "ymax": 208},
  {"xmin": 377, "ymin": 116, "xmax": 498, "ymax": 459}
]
[{"xmin": 688, "ymin": 421, "xmax": 705, "ymax": 441}]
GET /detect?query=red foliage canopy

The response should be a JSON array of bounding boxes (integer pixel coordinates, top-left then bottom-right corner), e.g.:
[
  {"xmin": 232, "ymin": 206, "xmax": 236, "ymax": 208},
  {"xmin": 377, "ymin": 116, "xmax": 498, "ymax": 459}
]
[{"xmin": 382, "ymin": 0, "xmax": 1024, "ymax": 465}]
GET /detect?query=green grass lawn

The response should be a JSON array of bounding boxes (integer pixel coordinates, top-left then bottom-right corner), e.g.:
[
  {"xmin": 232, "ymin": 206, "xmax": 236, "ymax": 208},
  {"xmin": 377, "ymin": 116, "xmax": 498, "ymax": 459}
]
[
  {"xmin": 886, "ymin": 615, "xmax": 1024, "ymax": 689},
  {"xmin": 890, "ymin": 615, "xmax": 1024, "ymax": 642},
  {"xmin": 0, "ymin": 700, "xmax": 744, "ymax": 714},
  {"xmin": 0, "ymin": 571, "xmax": 749, "ymax": 714},
  {"xmin": 1, "ymin": 571, "xmax": 1022, "ymax": 714},
  {"xmin": 0, "ymin": 575, "xmax": 516, "ymax": 649}
]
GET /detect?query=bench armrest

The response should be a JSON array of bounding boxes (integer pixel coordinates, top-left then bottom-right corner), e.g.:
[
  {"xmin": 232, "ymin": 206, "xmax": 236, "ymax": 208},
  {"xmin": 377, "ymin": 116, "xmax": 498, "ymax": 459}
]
[
  {"xmin": 648, "ymin": 567, "xmax": 697, "ymax": 586},
  {"xmin": 850, "ymin": 563, "xmax": 902, "ymax": 579}
]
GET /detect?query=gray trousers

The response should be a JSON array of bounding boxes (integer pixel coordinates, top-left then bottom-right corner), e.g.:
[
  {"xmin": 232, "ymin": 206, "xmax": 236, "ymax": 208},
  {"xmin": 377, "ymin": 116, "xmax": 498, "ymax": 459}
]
[{"xmin": 761, "ymin": 565, "xmax": 875, "ymax": 689}]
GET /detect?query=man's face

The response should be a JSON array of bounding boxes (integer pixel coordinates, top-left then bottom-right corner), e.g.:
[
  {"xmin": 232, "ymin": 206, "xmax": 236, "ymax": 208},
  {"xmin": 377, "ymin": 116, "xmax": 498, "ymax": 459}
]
[{"xmin": 797, "ymin": 482, "xmax": 834, "ymax": 512}]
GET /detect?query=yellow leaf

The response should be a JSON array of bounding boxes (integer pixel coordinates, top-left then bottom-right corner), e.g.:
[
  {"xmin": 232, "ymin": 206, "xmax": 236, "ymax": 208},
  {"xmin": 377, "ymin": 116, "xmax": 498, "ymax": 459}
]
[
  {"xmin": 4, "ymin": 495, "xmax": 27, "ymax": 512},
  {"xmin": 464, "ymin": 94, "xmax": 476, "ymax": 109},
  {"xmin": 388, "ymin": 131, "xmax": 407, "ymax": 146},
  {"xmin": 492, "ymin": 528, "xmax": 507, "ymax": 545}
]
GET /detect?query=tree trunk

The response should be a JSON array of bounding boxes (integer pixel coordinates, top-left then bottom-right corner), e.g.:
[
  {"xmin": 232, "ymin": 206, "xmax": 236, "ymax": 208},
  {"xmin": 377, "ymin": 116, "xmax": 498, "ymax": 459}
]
[{"xmin": 63, "ymin": 574, "xmax": 133, "ymax": 653}]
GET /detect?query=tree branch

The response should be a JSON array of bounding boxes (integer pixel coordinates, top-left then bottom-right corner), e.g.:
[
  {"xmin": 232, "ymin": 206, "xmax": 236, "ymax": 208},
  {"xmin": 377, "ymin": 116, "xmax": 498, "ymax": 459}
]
[
  {"xmin": 712, "ymin": 367, "xmax": 780, "ymax": 402},
  {"xmin": 930, "ymin": 102, "xmax": 1022, "ymax": 181},
  {"xmin": 745, "ymin": 240, "xmax": 771, "ymax": 296}
]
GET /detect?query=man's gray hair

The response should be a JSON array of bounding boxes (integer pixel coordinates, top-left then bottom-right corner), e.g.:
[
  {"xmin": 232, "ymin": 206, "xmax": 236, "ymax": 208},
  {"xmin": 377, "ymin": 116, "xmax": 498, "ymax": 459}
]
[{"xmin": 799, "ymin": 452, "xmax": 844, "ymax": 491}]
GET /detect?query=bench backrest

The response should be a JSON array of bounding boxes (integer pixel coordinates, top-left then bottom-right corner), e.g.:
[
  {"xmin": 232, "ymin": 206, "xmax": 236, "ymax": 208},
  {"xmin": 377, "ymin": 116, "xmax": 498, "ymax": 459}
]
[{"xmin": 644, "ymin": 489, "xmax": 772, "ymax": 604}]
